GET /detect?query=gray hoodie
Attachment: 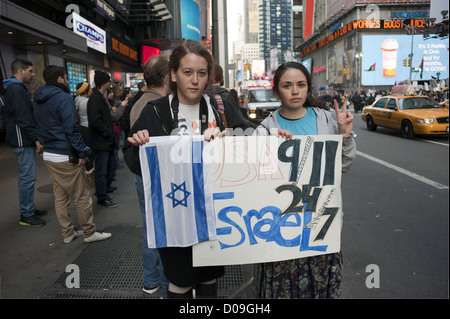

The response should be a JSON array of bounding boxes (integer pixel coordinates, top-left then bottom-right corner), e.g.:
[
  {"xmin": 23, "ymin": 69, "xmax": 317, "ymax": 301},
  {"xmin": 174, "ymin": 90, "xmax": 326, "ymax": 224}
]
[{"xmin": 254, "ymin": 107, "xmax": 356, "ymax": 173}]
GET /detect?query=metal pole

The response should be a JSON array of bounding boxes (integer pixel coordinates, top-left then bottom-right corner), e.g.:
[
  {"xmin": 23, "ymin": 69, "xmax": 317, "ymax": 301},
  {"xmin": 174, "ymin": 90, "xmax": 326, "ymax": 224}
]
[
  {"xmin": 211, "ymin": 0, "xmax": 229, "ymax": 86},
  {"xmin": 409, "ymin": 26, "xmax": 414, "ymax": 83}
]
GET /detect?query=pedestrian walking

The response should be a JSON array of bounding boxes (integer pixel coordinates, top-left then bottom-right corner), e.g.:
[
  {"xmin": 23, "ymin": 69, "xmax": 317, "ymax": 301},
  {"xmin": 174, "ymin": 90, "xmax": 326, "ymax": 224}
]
[
  {"xmin": 124, "ymin": 40, "xmax": 248, "ymax": 298},
  {"xmin": 87, "ymin": 70, "xmax": 120, "ymax": 207},
  {"xmin": 129, "ymin": 55, "xmax": 171, "ymax": 298},
  {"xmin": 351, "ymin": 91, "xmax": 362, "ymax": 113},
  {"xmin": 33, "ymin": 65, "xmax": 111, "ymax": 243},
  {"xmin": 254, "ymin": 61, "xmax": 356, "ymax": 298},
  {"xmin": 2, "ymin": 59, "xmax": 46, "ymax": 227}
]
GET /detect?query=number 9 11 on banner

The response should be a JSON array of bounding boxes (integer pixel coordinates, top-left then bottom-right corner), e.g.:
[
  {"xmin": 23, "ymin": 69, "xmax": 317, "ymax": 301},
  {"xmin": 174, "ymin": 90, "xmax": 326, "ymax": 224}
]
[{"xmin": 193, "ymin": 135, "xmax": 343, "ymax": 267}]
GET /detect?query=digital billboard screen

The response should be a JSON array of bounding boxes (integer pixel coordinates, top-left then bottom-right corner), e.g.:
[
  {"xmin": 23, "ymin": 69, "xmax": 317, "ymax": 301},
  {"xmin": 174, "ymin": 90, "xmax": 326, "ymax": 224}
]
[
  {"xmin": 361, "ymin": 35, "xmax": 448, "ymax": 86},
  {"xmin": 181, "ymin": 0, "xmax": 201, "ymax": 42}
]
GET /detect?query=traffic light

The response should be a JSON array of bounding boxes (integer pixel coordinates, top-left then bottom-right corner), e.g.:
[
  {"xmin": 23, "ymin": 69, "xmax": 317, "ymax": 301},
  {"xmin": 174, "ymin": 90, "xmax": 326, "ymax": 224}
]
[
  {"xmin": 407, "ymin": 58, "xmax": 411, "ymax": 67},
  {"xmin": 403, "ymin": 59, "xmax": 407, "ymax": 67}
]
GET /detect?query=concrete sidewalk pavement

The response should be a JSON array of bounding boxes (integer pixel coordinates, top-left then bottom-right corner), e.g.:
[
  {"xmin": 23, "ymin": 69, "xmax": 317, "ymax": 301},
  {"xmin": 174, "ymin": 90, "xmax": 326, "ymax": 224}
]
[{"xmin": 0, "ymin": 143, "xmax": 254, "ymax": 299}]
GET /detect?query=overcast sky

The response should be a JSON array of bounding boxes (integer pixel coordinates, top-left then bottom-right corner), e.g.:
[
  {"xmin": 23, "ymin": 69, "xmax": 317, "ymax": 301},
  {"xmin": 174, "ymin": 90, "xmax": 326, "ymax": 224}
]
[{"xmin": 227, "ymin": 0, "xmax": 244, "ymax": 58}]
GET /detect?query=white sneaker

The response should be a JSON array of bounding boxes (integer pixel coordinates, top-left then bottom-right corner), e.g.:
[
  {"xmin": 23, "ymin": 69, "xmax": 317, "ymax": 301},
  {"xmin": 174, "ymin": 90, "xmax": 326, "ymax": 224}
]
[
  {"xmin": 84, "ymin": 232, "xmax": 112, "ymax": 243},
  {"xmin": 143, "ymin": 285, "xmax": 161, "ymax": 294},
  {"xmin": 64, "ymin": 230, "xmax": 83, "ymax": 244}
]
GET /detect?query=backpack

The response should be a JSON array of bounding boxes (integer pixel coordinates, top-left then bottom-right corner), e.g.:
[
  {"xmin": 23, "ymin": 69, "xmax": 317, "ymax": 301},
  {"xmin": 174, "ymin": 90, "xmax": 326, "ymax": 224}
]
[{"xmin": 213, "ymin": 94, "xmax": 228, "ymax": 129}]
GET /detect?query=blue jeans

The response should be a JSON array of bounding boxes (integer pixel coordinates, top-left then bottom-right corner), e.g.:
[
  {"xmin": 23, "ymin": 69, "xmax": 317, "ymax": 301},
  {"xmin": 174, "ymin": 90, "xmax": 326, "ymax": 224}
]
[
  {"xmin": 11, "ymin": 147, "xmax": 37, "ymax": 218},
  {"xmin": 135, "ymin": 175, "xmax": 168, "ymax": 298},
  {"xmin": 93, "ymin": 150, "xmax": 117, "ymax": 203}
]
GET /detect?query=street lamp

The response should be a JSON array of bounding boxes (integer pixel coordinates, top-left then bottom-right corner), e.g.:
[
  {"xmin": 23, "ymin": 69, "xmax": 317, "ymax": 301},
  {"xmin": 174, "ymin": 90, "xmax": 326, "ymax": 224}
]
[
  {"xmin": 355, "ymin": 52, "xmax": 363, "ymax": 92},
  {"xmin": 404, "ymin": 25, "xmax": 415, "ymax": 83}
]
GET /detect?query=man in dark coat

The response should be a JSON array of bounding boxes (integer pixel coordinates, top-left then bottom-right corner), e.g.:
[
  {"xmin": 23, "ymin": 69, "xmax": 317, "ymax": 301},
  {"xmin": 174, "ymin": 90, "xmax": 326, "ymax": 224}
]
[
  {"xmin": 351, "ymin": 92, "xmax": 362, "ymax": 113},
  {"xmin": 34, "ymin": 65, "xmax": 111, "ymax": 243},
  {"xmin": 87, "ymin": 70, "xmax": 118, "ymax": 207},
  {"xmin": 2, "ymin": 59, "xmax": 46, "ymax": 227}
]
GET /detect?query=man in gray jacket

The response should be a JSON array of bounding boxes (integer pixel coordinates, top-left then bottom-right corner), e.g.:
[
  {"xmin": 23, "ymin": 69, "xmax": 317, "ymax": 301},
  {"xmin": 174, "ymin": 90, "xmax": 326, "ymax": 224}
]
[
  {"xmin": 129, "ymin": 55, "xmax": 170, "ymax": 127},
  {"xmin": 128, "ymin": 55, "xmax": 170, "ymax": 298}
]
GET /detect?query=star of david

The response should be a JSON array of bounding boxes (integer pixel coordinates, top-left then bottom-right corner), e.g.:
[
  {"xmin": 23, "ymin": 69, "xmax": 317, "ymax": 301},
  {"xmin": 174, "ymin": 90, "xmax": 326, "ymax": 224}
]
[{"xmin": 165, "ymin": 181, "xmax": 191, "ymax": 208}]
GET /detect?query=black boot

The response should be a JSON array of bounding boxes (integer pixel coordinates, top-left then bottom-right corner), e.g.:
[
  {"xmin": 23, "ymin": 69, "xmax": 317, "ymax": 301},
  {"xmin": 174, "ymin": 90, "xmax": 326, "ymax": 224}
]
[
  {"xmin": 167, "ymin": 288, "xmax": 193, "ymax": 299},
  {"xmin": 195, "ymin": 281, "xmax": 217, "ymax": 299}
]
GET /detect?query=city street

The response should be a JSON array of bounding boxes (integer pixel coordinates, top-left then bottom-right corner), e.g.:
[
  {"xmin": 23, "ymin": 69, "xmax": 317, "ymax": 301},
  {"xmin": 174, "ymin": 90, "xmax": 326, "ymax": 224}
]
[
  {"xmin": 1, "ymin": 0, "xmax": 448, "ymax": 303},
  {"xmin": 339, "ymin": 110, "xmax": 449, "ymax": 298},
  {"xmin": 1, "ymin": 108, "xmax": 447, "ymax": 300}
]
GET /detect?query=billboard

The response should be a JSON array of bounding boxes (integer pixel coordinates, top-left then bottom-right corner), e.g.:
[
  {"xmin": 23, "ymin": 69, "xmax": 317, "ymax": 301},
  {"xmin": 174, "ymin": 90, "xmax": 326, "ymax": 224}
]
[
  {"xmin": 304, "ymin": 0, "xmax": 315, "ymax": 40},
  {"xmin": 252, "ymin": 59, "xmax": 266, "ymax": 78},
  {"xmin": 302, "ymin": 58, "xmax": 312, "ymax": 74},
  {"xmin": 66, "ymin": 61, "xmax": 87, "ymax": 95},
  {"xmin": 361, "ymin": 35, "xmax": 449, "ymax": 86},
  {"xmin": 328, "ymin": 35, "xmax": 355, "ymax": 85},
  {"xmin": 181, "ymin": 0, "xmax": 201, "ymax": 42}
]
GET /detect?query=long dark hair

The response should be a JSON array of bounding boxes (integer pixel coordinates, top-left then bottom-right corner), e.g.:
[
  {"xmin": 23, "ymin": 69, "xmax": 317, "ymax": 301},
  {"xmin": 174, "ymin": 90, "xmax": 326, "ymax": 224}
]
[{"xmin": 272, "ymin": 62, "xmax": 327, "ymax": 109}]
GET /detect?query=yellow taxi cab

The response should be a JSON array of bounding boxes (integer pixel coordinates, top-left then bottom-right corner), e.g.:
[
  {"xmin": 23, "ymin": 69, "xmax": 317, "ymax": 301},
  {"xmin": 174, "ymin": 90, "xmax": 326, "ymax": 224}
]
[{"xmin": 361, "ymin": 86, "xmax": 449, "ymax": 138}]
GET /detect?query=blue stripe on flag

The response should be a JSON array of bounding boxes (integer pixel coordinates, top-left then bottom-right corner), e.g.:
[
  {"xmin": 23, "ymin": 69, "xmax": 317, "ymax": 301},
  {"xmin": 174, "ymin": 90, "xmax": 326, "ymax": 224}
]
[
  {"xmin": 146, "ymin": 146, "xmax": 167, "ymax": 247},
  {"xmin": 192, "ymin": 140, "xmax": 209, "ymax": 242}
]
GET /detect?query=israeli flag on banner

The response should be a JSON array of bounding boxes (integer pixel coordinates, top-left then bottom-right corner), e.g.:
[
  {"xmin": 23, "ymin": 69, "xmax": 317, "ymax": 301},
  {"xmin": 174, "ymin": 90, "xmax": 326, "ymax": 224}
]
[{"xmin": 139, "ymin": 136, "xmax": 216, "ymax": 248}]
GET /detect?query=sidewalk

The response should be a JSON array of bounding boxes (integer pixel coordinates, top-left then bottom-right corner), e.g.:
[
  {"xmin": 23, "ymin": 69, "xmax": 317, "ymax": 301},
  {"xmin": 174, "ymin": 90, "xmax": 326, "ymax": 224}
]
[{"xmin": 0, "ymin": 143, "xmax": 254, "ymax": 299}]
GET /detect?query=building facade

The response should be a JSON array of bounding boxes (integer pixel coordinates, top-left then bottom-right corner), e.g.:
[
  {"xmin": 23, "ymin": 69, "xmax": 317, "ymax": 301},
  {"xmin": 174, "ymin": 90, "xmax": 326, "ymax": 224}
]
[
  {"xmin": 1, "ymin": 0, "xmax": 211, "ymax": 97},
  {"xmin": 258, "ymin": 0, "xmax": 293, "ymax": 77},
  {"xmin": 296, "ymin": 0, "xmax": 448, "ymax": 94}
]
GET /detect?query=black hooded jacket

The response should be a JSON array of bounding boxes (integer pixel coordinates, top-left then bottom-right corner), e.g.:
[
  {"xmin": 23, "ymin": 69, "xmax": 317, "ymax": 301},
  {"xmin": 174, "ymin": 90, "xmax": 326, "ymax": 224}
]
[
  {"xmin": 123, "ymin": 94, "xmax": 249, "ymax": 176},
  {"xmin": 87, "ymin": 88, "xmax": 116, "ymax": 151}
]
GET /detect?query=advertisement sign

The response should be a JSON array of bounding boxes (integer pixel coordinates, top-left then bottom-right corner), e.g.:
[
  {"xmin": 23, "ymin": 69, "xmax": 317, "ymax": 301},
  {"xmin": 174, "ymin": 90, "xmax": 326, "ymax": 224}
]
[
  {"xmin": 111, "ymin": 37, "xmax": 138, "ymax": 63},
  {"xmin": 72, "ymin": 12, "xmax": 107, "ymax": 54},
  {"xmin": 181, "ymin": 0, "xmax": 201, "ymax": 42},
  {"xmin": 361, "ymin": 35, "xmax": 449, "ymax": 85},
  {"xmin": 251, "ymin": 59, "xmax": 266, "ymax": 78},
  {"xmin": 304, "ymin": 0, "xmax": 315, "ymax": 40},
  {"xmin": 141, "ymin": 46, "xmax": 161, "ymax": 66},
  {"xmin": 327, "ymin": 35, "xmax": 355, "ymax": 84},
  {"xmin": 66, "ymin": 61, "xmax": 87, "ymax": 95},
  {"xmin": 302, "ymin": 58, "xmax": 312, "ymax": 74}
]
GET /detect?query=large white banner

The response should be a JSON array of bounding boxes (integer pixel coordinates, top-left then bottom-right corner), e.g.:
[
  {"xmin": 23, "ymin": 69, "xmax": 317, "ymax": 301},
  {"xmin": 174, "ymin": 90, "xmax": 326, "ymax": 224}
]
[
  {"xmin": 139, "ymin": 135, "xmax": 343, "ymax": 266},
  {"xmin": 193, "ymin": 135, "xmax": 343, "ymax": 266}
]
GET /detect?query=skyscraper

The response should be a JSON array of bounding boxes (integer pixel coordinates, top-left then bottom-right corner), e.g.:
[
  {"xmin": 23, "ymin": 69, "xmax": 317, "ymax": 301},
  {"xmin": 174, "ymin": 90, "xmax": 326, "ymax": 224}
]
[{"xmin": 258, "ymin": 0, "xmax": 292, "ymax": 76}]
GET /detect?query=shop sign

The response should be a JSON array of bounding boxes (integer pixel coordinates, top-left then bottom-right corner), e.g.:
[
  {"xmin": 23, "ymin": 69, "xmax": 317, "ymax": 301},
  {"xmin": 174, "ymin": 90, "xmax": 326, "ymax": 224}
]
[
  {"xmin": 72, "ymin": 12, "xmax": 106, "ymax": 54},
  {"xmin": 391, "ymin": 11, "xmax": 429, "ymax": 19},
  {"xmin": 111, "ymin": 37, "xmax": 138, "ymax": 62},
  {"xmin": 313, "ymin": 65, "xmax": 326, "ymax": 74},
  {"xmin": 330, "ymin": 21, "xmax": 342, "ymax": 34},
  {"xmin": 301, "ymin": 18, "xmax": 427, "ymax": 57},
  {"xmin": 95, "ymin": 0, "xmax": 116, "ymax": 21}
]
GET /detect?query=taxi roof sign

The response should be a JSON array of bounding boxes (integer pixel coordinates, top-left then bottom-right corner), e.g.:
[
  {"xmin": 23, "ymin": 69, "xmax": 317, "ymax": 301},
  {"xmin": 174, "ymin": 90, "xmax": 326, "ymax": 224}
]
[{"xmin": 391, "ymin": 84, "xmax": 415, "ymax": 96}]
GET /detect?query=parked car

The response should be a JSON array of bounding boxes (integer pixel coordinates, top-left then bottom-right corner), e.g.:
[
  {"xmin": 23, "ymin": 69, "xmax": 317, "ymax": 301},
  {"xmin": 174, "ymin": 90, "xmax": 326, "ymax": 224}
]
[{"xmin": 361, "ymin": 95, "xmax": 449, "ymax": 138}]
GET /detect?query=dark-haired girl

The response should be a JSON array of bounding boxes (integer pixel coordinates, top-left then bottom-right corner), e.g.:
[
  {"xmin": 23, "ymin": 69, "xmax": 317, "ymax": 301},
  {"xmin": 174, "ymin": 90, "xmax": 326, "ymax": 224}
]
[
  {"xmin": 255, "ymin": 62, "xmax": 356, "ymax": 298},
  {"xmin": 124, "ymin": 40, "xmax": 249, "ymax": 298}
]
